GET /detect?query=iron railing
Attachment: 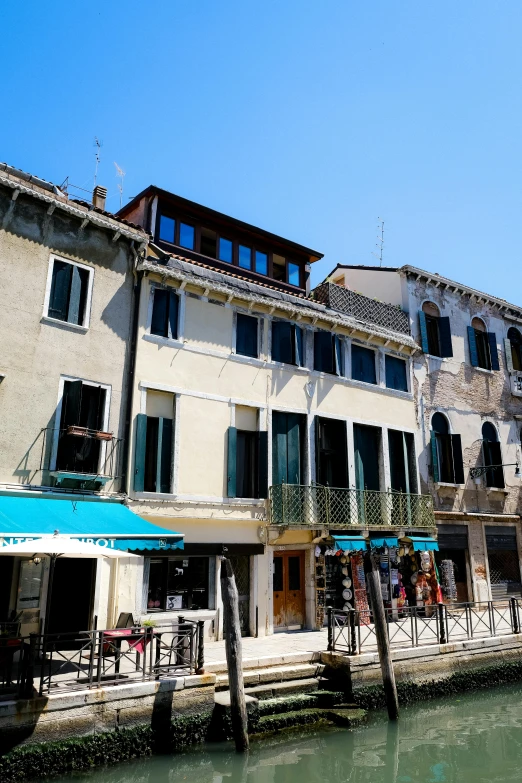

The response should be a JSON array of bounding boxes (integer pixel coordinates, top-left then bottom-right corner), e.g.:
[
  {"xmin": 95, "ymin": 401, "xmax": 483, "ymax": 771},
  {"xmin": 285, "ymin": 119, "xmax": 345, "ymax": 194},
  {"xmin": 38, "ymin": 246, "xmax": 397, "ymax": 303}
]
[
  {"xmin": 269, "ymin": 484, "xmax": 435, "ymax": 529},
  {"xmin": 0, "ymin": 618, "xmax": 205, "ymax": 700},
  {"xmin": 327, "ymin": 598, "xmax": 522, "ymax": 655},
  {"xmin": 312, "ymin": 282, "xmax": 411, "ymax": 336},
  {"xmin": 39, "ymin": 427, "xmax": 124, "ymax": 485}
]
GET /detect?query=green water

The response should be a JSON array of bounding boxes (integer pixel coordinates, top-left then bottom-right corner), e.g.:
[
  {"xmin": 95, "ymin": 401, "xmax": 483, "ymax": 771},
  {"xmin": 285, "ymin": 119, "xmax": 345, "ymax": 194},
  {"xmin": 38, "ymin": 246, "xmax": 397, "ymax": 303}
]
[{"xmin": 52, "ymin": 684, "xmax": 522, "ymax": 783}]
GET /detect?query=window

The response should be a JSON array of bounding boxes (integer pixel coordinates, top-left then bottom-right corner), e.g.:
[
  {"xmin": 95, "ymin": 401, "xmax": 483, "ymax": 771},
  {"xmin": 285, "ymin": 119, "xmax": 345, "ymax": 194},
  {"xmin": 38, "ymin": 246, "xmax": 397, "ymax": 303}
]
[
  {"xmin": 179, "ymin": 222, "xmax": 195, "ymax": 249},
  {"xmin": 468, "ymin": 318, "xmax": 499, "ymax": 371},
  {"xmin": 316, "ymin": 417, "xmax": 348, "ymax": 487},
  {"xmin": 56, "ymin": 380, "xmax": 107, "ymax": 474},
  {"xmin": 147, "ymin": 557, "xmax": 209, "ymax": 611},
  {"xmin": 134, "ymin": 408, "xmax": 174, "ymax": 493},
  {"xmin": 430, "ymin": 413, "xmax": 464, "ymax": 485},
  {"xmin": 287, "ymin": 262, "xmax": 300, "ymax": 287},
  {"xmin": 227, "ymin": 427, "xmax": 268, "ymax": 498},
  {"xmin": 255, "ymin": 251, "xmax": 268, "ymax": 276},
  {"xmin": 219, "ymin": 238, "xmax": 233, "ymax": 263},
  {"xmin": 314, "ymin": 331, "xmax": 343, "ymax": 375},
  {"xmin": 46, "ymin": 258, "xmax": 92, "ymax": 327},
  {"xmin": 238, "ymin": 244, "xmax": 252, "ymax": 270},
  {"xmin": 272, "ymin": 254, "xmax": 286, "ymax": 282},
  {"xmin": 353, "ymin": 424, "xmax": 381, "ymax": 491},
  {"xmin": 236, "ymin": 313, "xmax": 258, "ymax": 358},
  {"xmin": 482, "ymin": 422, "xmax": 504, "ymax": 488},
  {"xmin": 351, "ymin": 345, "xmax": 376, "ymax": 384},
  {"xmin": 506, "ymin": 327, "xmax": 522, "ymax": 372},
  {"xmin": 419, "ymin": 302, "xmax": 453, "ymax": 358},
  {"xmin": 200, "ymin": 227, "xmax": 217, "ymax": 258},
  {"xmin": 271, "ymin": 321, "xmax": 303, "ymax": 366},
  {"xmin": 150, "ymin": 289, "xmax": 179, "ymax": 339},
  {"xmin": 388, "ymin": 430, "xmax": 417, "ymax": 493},
  {"xmin": 159, "ymin": 215, "xmax": 175, "ymax": 243},
  {"xmin": 385, "ymin": 355, "xmax": 408, "ymax": 391}
]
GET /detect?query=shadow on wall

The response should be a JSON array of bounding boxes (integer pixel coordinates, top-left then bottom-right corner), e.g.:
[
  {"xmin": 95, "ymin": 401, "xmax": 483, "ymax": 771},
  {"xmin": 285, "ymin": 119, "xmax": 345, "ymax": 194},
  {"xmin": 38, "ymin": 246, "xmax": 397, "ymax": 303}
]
[{"xmin": 13, "ymin": 411, "xmax": 57, "ymax": 485}]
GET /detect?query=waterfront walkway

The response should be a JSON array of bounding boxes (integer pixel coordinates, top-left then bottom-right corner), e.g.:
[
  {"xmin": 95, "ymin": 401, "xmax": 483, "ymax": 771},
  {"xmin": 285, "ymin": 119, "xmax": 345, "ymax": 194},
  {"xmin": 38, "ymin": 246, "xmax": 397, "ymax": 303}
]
[{"xmin": 204, "ymin": 628, "xmax": 328, "ymax": 669}]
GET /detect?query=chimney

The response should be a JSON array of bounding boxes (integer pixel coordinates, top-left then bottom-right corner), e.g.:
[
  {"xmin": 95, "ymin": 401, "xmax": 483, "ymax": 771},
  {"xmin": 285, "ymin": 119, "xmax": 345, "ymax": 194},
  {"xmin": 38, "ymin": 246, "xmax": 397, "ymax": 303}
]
[{"xmin": 92, "ymin": 185, "xmax": 107, "ymax": 211}]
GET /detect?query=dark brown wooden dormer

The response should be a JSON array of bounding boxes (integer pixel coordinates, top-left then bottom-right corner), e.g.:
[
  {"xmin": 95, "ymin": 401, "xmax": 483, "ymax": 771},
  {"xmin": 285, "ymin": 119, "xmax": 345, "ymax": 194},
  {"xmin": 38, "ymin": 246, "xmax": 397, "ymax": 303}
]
[{"xmin": 117, "ymin": 186, "xmax": 323, "ymax": 295}]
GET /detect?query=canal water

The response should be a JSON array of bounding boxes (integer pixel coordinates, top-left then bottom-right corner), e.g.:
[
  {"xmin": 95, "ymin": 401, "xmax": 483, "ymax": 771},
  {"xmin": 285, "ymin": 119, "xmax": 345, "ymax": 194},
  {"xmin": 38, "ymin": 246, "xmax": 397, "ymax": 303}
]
[{"xmin": 52, "ymin": 683, "xmax": 522, "ymax": 783}]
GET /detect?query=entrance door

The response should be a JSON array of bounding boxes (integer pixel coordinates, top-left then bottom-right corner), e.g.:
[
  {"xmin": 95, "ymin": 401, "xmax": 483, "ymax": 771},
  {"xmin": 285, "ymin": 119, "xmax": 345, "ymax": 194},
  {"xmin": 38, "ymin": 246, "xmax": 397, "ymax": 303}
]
[
  {"xmin": 273, "ymin": 551, "xmax": 305, "ymax": 631},
  {"xmin": 46, "ymin": 558, "xmax": 96, "ymax": 636},
  {"xmin": 229, "ymin": 556, "xmax": 250, "ymax": 637}
]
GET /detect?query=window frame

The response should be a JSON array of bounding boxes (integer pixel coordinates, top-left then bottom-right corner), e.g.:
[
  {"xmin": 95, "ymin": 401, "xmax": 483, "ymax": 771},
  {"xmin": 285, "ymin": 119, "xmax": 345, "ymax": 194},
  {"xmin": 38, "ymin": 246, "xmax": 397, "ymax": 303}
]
[
  {"xmin": 234, "ymin": 312, "xmax": 260, "ymax": 359},
  {"xmin": 148, "ymin": 285, "xmax": 180, "ymax": 341},
  {"xmin": 43, "ymin": 254, "xmax": 94, "ymax": 330},
  {"xmin": 384, "ymin": 353, "xmax": 409, "ymax": 392},
  {"xmin": 430, "ymin": 412, "xmax": 464, "ymax": 485},
  {"xmin": 313, "ymin": 330, "xmax": 344, "ymax": 376},
  {"xmin": 351, "ymin": 344, "xmax": 377, "ymax": 385},
  {"xmin": 270, "ymin": 319, "xmax": 304, "ymax": 367},
  {"xmin": 145, "ymin": 556, "xmax": 210, "ymax": 612}
]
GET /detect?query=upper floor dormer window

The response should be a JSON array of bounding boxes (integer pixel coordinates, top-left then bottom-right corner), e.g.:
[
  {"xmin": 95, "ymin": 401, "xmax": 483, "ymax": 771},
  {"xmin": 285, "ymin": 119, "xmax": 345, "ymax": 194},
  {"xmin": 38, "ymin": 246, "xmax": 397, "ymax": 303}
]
[{"xmin": 418, "ymin": 302, "xmax": 453, "ymax": 358}]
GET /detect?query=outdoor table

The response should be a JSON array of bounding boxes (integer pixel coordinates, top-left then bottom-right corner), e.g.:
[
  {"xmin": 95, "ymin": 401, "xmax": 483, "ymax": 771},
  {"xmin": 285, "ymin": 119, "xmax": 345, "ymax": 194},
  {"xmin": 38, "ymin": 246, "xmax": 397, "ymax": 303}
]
[
  {"xmin": 0, "ymin": 637, "xmax": 22, "ymax": 686},
  {"xmin": 102, "ymin": 629, "xmax": 157, "ymax": 677}
]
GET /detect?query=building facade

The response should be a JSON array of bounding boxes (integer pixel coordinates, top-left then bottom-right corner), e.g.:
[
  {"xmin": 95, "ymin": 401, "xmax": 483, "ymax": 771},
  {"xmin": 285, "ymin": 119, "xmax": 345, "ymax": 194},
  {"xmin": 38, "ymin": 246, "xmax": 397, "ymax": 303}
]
[{"xmin": 330, "ymin": 264, "xmax": 522, "ymax": 603}]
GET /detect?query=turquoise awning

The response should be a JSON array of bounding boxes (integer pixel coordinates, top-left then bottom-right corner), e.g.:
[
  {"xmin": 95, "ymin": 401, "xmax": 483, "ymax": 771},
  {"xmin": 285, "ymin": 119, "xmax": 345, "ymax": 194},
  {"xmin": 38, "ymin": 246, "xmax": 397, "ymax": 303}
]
[
  {"xmin": 406, "ymin": 536, "xmax": 439, "ymax": 552},
  {"xmin": 332, "ymin": 535, "xmax": 366, "ymax": 552},
  {"xmin": 369, "ymin": 534, "xmax": 399, "ymax": 548},
  {"xmin": 0, "ymin": 496, "xmax": 183, "ymax": 551}
]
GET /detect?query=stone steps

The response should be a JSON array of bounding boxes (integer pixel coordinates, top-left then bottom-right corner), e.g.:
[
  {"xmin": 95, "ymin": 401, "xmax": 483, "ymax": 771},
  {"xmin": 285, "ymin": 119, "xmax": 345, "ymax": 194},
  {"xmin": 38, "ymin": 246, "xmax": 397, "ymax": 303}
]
[{"xmin": 215, "ymin": 662, "xmax": 324, "ymax": 691}]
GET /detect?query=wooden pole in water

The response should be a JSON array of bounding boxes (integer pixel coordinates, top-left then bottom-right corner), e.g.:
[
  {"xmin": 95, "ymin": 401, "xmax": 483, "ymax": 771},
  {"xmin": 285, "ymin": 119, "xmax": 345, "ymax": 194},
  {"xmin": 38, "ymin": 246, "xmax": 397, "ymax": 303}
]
[
  {"xmin": 366, "ymin": 554, "xmax": 399, "ymax": 721},
  {"xmin": 220, "ymin": 558, "xmax": 249, "ymax": 752}
]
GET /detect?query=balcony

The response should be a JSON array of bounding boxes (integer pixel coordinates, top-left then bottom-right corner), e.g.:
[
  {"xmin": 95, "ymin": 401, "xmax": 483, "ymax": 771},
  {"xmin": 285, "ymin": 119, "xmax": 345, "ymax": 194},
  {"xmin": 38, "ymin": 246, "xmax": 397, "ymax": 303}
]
[
  {"xmin": 312, "ymin": 282, "xmax": 410, "ymax": 336},
  {"xmin": 41, "ymin": 427, "xmax": 123, "ymax": 491},
  {"xmin": 269, "ymin": 484, "xmax": 435, "ymax": 530}
]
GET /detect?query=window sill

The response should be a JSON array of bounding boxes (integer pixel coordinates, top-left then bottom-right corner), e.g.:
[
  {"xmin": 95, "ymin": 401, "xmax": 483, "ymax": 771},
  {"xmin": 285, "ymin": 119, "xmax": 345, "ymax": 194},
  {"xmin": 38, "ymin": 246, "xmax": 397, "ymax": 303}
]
[
  {"xmin": 485, "ymin": 487, "xmax": 509, "ymax": 495},
  {"xmin": 143, "ymin": 333, "xmax": 184, "ymax": 349},
  {"xmin": 270, "ymin": 360, "xmax": 308, "ymax": 375},
  {"xmin": 473, "ymin": 366, "xmax": 495, "ymax": 375},
  {"xmin": 41, "ymin": 316, "xmax": 89, "ymax": 333},
  {"xmin": 435, "ymin": 482, "xmax": 464, "ymax": 489}
]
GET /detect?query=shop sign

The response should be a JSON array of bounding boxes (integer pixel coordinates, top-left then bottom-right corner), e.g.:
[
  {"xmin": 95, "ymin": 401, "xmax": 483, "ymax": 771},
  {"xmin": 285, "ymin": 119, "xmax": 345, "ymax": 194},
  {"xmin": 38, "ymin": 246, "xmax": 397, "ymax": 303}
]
[{"xmin": 0, "ymin": 536, "xmax": 171, "ymax": 550}]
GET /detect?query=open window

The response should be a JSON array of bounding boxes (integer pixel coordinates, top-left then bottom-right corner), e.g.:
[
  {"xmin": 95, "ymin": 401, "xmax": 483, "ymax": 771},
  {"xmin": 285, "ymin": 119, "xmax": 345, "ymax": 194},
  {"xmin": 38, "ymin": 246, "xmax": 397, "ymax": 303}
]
[
  {"xmin": 236, "ymin": 313, "xmax": 259, "ymax": 358},
  {"xmin": 315, "ymin": 417, "xmax": 348, "ymax": 487},
  {"xmin": 134, "ymin": 392, "xmax": 175, "ymax": 493},
  {"xmin": 430, "ymin": 413, "xmax": 464, "ymax": 484},
  {"xmin": 46, "ymin": 257, "xmax": 93, "ymax": 328},
  {"xmin": 150, "ymin": 288, "xmax": 179, "ymax": 340},
  {"xmin": 227, "ymin": 429, "xmax": 268, "ymax": 499},
  {"xmin": 505, "ymin": 327, "xmax": 522, "ymax": 372},
  {"xmin": 418, "ymin": 302, "xmax": 453, "ymax": 358},
  {"xmin": 271, "ymin": 321, "xmax": 303, "ymax": 366},
  {"xmin": 482, "ymin": 422, "xmax": 505, "ymax": 488},
  {"xmin": 55, "ymin": 381, "xmax": 108, "ymax": 474},
  {"xmin": 467, "ymin": 317, "xmax": 499, "ymax": 371},
  {"xmin": 353, "ymin": 424, "xmax": 381, "ymax": 492},
  {"xmin": 314, "ymin": 331, "xmax": 343, "ymax": 376},
  {"xmin": 388, "ymin": 430, "xmax": 417, "ymax": 493}
]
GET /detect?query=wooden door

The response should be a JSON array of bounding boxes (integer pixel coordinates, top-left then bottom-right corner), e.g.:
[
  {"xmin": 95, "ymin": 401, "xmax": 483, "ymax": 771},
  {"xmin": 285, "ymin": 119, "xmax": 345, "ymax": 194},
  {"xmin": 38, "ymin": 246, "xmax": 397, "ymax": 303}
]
[{"xmin": 273, "ymin": 551, "xmax": 305, "ymax": 631}]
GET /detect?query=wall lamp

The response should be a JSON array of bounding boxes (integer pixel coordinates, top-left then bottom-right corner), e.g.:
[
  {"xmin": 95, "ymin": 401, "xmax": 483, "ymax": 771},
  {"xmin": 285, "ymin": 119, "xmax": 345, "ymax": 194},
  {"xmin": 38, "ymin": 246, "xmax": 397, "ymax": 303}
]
[{"xmin": 470, "ymin": 463, "xmax": 521, "ymax": 484}]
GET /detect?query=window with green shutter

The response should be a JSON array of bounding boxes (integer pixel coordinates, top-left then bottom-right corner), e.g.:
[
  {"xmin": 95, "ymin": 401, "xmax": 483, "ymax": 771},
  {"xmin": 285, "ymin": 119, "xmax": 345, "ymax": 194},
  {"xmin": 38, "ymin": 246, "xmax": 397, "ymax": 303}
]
[
  {"xmin": 134, "ymin": 413, "xmax": 174, "ymax": 493},
  {"xmin": 385, "ymin": 355, "xmax": 408, "ymax": 391},
  {"xmin": 236, "ymin": 314, "xmax": 258, "ymax": 358},
  {"xmin": 151, "ymin": 288, "xmax": 179, "ymax": 339},
  {"xmin": 314, "ymin": 332, "xmax": 343, "ymax": 375},
  {"xmin": 227, "ymin": 427, "xmax": 268, "ymax": 498},
  {"xmin": 272, "ymin": 321, "xmax": 304, "ymax": 366},
  {"xmin": 47, "ymin": 258, "xmax": 92, "ymax": 327},
  {"xmin": 352, "ymin": 345, "xmax": 376, "ymax": 384}
]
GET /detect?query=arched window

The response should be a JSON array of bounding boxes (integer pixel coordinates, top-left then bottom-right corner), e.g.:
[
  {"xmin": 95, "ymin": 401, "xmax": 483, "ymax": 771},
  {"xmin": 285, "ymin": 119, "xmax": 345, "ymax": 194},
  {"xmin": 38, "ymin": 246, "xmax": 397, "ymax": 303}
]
[
  {"xmin": 481, "ymin": 422, "xmax": 504, "ymax": 488},
  {"xmin": 419, "ymin": 302, "xmax": 453, "ymax": 358},
  {"xmin": 469, "ymin": 317, "xmax": 492, "ymax": 370},
  {"xmin": 430, "ymin": 413, "xmax": 464, "ymax": 484},
  {"xmin": 507, "ymin": 327, "xmax": 522, "ymax": 372}
]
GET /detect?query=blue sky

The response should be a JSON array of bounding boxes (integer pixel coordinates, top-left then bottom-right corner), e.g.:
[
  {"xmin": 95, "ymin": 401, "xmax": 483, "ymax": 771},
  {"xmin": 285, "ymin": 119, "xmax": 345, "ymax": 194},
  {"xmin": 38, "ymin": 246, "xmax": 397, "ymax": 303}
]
[{"xmin": 1, "ymin": 1, "xmax": 521, "ymax": 299}]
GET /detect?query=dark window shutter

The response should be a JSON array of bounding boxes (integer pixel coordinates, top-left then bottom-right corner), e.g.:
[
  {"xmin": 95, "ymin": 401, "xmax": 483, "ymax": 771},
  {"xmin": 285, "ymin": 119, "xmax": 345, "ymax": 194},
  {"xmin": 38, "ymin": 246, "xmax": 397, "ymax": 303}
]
[
  {"xmin": 258, "ymin": 431, "xmax": 269, "ymax": 498},
  {"xmin": 385, "ymin": 355, "xmax": 408, "ymax": 391},
  {"xmin": 227, "ymin": 426, "xmax": 237, "ymax": 497},
  {"xmin": 60, "ymin": 380, "xmax": 83, "ymax": 429},
  {"xmin": 488, "ymin": 333, "xmax": 500, "ymax": 371},
  {"xmin": 314, "ymin": 331, "xmax": 333, "ymax": 373},
  {"xmin": 451, "ymin": 434, "xmax": 464, "ymax": 484},
  {"xmin": 418, "ymin": 311, "xmax": 429, "ymax": 353},
  {"xmin": 151, "ymin": 289, "xmax": 169, "ymax": 337},
  {"xmin": 504, "ymin": 338, "xmax": 514, "ymax": 374},
  {"xmin": 272, "ymin": 321, "xmax": 292, "ymax": 364},
  {"xmin": 352, "ymin": 345, "xmax": 377, "ymax": 384},
  {"xmin": 158, "ymin": 418, "xmax": 173, "ymax": 493},
  {"xmin": 134, "ymin": 414, "xmax": 148, "ymax": 492},
  {"xmin": 49, "ymin": 261, "xmax": 72, "ymax": 321},
  {"xmin": 67, "ymin": 265, "xmax": 88, "ymax": 325},
  {"xmin": 286, "ymin": 414, "xmax": 301, "ymax": 484},
  {"xmin": 334, "ymin": 336, "xmax": 343, "ymax": 376},
  {"xmin": 294, "ymin": 326, "xmax": 303, "ymax": 367},
  {"xmin": 236, "ymin": 314, "xmax": 258, "ymax": 358},
  {"xmin": 430, "ymin": 431, "xmax": 440, "ymax": 483},
  {"xmin": 467, "ymin": 326, "xmax": 478, "ymax": 367},
  {"xmin": 168, "ymin": 292, "xmax": 179, "ymax": 340},
  {"xmin": 439, "ymin": 317, "xmax": 453, "ymax": 357},
  {"xmin": 272, "ymin": 412, "xmax": 288, "ymax": 485}
]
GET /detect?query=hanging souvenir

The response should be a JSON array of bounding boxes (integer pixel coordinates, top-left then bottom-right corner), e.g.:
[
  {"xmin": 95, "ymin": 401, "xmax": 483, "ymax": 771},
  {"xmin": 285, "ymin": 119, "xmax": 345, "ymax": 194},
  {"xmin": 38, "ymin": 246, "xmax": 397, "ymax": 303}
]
[
  {"xmin": 341, "ymin": 566, "xmax": 349, "ymax": 576},
  {"xmin": 342, "ymin": 578, "xmax": 352, "ymax": 588},
  {"xmin": 342, "ymin": 588, "xmax": 352, "ymax": 600}
]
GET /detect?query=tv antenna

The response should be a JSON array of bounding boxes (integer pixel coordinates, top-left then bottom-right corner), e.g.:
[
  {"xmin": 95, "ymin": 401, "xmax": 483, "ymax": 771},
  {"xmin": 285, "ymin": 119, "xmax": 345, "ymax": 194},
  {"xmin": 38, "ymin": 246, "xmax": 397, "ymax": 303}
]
[
  {"xmin": 93, "ymin": 137, "xmax": 103, "ymax": 188},
  {"xmin": 371, "ymin": 217, "xmax": 385, "ymax": 266},
  {"xmin": 114, "ymin": 162, "xmax": 126, "ymax": 208}
]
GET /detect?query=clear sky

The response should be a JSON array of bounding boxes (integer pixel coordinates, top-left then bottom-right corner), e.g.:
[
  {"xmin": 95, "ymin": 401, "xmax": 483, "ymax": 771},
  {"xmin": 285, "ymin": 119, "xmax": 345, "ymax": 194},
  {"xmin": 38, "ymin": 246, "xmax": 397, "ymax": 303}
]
[{"xmin": 1, "ymin": 1, "xmax": 521, "ymax": 299}]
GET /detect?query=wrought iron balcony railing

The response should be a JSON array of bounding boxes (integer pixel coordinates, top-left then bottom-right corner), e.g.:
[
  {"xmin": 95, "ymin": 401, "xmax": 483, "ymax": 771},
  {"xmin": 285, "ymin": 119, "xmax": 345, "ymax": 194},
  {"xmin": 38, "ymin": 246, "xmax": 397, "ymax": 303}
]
[
  {"xmin": 269, "ymin": 484, "xmax": 435, "ymax": 529},
  {"xmin": 312, "ymin": 282, "xmax": 411, "ymax": 336}
]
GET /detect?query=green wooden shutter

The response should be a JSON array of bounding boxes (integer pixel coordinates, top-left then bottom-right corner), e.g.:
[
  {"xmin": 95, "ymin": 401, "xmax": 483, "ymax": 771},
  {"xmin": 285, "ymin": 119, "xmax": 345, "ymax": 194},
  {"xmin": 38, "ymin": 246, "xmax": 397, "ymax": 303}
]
[
  {"xmin": 134, "ymin": 414, "xmax": 147, "ymax": 492},
  {"xmin": 258, "ymin": 431, "xmax": 268, "ymax": 498},
  {"xmin": 67, "ymin": 265, "xmax": 83, "ymax": 325},
  {"xmin": 49, "ymin": 261, "xmax": 72, "ymax": 321},
  {"xmin": 418, "ymin": 311, "xmax": 429, "ymax": 353},
  {"xmin": 168, "ymin": 292, "xmax": 179, "ymax": 340},
  {"xmin": 430, "ymin": 431, "xmax": 440, "ymax": 483},
  {"xmin": 60, "ymin": 380, "xmax": 83, "ymax": 429},
  {"xmin": 227, "ymin": 426, "xmax": 237, "ymax": 497},
  {"xmin": 467, "ymin": 326, "xmax": 479, "ymax": 367},
  {"xmin": 272, "ymin": 412, "xmax": 288, "ymax": 485},
  {"xmin": 286, "ymin": 414, "xmax": 301, "ymax": 485},
  {"xmin": 334, "ymin": 335, "xmax": 343, "ymax": 376},
  {"xmin": 451, "ymin": 434, "xmax": 464, "ymax": 484},
  {"xmin": 439, "ymin": 317, "xmax": 453, "ymax": 357},
  {"xmin": 159, "ymin": 418, "xmax": 173, "ymax": 493},
  {"xmin": 294, "ymin": 326, "xmax": 303, "ymax": 367},
  {"xmin": 504, "ymin": 338, "xmax": 514, "ymax": 373},
  {"xmin": 488, "ymin": 333, "xmax": 500, "ymax": 371}
]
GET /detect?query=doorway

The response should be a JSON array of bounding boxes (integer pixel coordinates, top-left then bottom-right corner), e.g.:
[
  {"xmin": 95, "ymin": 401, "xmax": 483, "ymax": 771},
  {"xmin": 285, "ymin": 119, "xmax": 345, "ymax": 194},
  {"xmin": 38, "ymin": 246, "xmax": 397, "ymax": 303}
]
[
  {"xmin": 273, "ymin": 551, "xmax": 305, "ymax": 631},
  {"xmin": 46, "ymin": 558, "xmax": 96, "ymax": 636}
]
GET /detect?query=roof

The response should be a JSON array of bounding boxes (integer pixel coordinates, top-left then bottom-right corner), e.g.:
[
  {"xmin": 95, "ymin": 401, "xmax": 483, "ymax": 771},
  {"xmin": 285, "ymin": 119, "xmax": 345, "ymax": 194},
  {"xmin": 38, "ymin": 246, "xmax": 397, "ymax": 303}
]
[
  {"xmin": 325, "ymin": 263, "xmax": 399, "ymax": 278},
  {"xmin": 118, "ymin": 185, "xmax": 323, "ymax": 260},
  {"xmin": 0, "ymin": 495, "xmax": 184, "ymax": 551},
  {"xmin": 0, "ymin": 162, "xmax": 149, "ymax": 243}
]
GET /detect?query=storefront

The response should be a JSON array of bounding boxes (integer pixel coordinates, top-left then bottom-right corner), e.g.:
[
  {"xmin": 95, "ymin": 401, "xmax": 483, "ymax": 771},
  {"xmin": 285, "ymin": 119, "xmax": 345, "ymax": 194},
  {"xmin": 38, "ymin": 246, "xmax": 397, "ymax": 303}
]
[
  {"xmin": 435, "ymin": 524, "xmax": 470, "ymax": 603},
  {"xmin": 485, "ymin": 525, "xmax": 522, "ymax": 599}
]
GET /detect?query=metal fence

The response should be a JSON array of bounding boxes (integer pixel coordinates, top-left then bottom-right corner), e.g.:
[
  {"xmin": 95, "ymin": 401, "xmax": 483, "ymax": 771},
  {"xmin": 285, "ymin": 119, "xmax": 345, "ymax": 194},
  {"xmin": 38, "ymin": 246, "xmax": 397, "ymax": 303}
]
[
  {"xmin": 312, "ymin": 282, "xmax": 411, "ymax": 336},
  {"xmin": 39, "ymin": 427, "xmax": 124, "ymax": 483},
  {"xmin": 269, "ymin": 484, "xmax": 435, "ymax": 529},
  {"xmin": 0, "ymin": 618, "xmax": 205, "ymax": 700},
  {"xmin": 327, "ymin": 598, "xmax": 522, "ymax": 655}
]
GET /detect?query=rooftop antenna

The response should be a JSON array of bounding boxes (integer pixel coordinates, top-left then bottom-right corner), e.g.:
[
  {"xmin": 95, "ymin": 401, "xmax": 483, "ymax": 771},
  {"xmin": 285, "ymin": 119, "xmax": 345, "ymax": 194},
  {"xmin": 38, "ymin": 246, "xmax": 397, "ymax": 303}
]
[
  {"xmin": 93, "ymin": 137, "xmax": 103, "ymax": 188},
  {"xmin": 114, "ymin": 162, "xmax": 126, "ymax": 209},
  {"xmin": 371, "ymin": 217, "xmax": 385, "ymax": 266}
]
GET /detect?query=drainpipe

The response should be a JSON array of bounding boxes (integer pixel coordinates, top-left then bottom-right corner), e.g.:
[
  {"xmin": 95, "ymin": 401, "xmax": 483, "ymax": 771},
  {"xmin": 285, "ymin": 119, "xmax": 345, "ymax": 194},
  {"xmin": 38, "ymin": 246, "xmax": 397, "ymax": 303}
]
[{"xmin": 121, "ymin": 254, "xmax": 143, "ymax": 495}]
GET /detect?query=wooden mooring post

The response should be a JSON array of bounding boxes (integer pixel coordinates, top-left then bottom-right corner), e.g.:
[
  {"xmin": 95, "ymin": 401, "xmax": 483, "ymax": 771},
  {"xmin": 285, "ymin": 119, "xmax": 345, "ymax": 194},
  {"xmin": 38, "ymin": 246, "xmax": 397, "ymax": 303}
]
[
  {"xmin": 366, "ymin": 555, "xmax": 399, "ymax": 721},
  {"xmin": 220, "ymin": 557, "xmax": 249, "ymax": 752}
]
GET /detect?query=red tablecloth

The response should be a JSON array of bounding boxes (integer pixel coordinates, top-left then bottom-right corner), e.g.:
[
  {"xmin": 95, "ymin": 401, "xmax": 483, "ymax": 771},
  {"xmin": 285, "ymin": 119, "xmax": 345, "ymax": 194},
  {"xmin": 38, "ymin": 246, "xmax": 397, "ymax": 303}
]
[{"xmin": 103, "ymin": 629, "xmax": 148, "ymax": 655}]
